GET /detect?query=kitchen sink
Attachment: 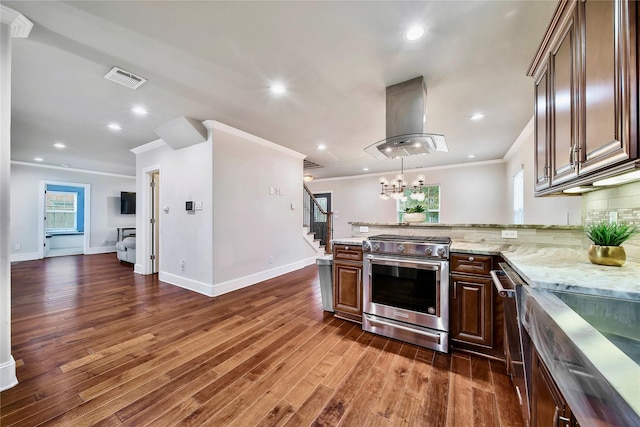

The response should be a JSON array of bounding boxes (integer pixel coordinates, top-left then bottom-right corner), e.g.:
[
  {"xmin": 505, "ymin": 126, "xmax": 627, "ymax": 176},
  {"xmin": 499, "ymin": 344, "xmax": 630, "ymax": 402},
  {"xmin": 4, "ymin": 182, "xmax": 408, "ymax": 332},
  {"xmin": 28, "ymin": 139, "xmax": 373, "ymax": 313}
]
[{"xmin": 550, "ymin": 290, "xmax": 640, "ymax": 365}]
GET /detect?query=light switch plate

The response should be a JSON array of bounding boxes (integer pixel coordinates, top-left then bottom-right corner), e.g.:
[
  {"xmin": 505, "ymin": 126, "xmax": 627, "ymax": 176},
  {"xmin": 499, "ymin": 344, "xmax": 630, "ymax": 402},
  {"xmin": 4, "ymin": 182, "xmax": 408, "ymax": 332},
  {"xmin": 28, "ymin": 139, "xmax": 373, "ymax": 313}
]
[{"xmin": 195, "ymin": 201, "xmax": 203, "ymax": 210}]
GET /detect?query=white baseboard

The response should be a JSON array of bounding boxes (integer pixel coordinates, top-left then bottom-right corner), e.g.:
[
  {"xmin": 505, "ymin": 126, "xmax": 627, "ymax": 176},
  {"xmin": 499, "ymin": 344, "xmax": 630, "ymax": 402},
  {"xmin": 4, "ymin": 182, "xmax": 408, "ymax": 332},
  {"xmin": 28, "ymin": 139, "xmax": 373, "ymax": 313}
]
[
  {"xmin": 158, "ymin": 272, "xmax": 214, "ymax": 297},
  {"xmin": 10, "ymin": 251, "xmax": 41, "ymax": 262},
  {"xmin": 213, "ymin": 256, "xmax": 318, "ymax": 297},
  {"xmin": 134, "ymin": 263, "xmax": 145, "ymax": 275},
  {"xmin": 0, "ymin": 356, "xmax": 18, "ymax": 392},
  {"xmin": 85, "ymin": 246, "xmax": 117, "ymax": 255}
]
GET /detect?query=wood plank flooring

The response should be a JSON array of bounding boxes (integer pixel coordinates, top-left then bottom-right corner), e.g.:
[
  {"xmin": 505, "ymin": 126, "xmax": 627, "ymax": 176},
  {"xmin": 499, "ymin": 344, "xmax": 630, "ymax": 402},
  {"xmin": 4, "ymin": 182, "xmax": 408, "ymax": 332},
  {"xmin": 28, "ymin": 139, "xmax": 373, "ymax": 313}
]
[{"xmin": 1, "ymin": 254, "xmax": 525, "ymax": 426}]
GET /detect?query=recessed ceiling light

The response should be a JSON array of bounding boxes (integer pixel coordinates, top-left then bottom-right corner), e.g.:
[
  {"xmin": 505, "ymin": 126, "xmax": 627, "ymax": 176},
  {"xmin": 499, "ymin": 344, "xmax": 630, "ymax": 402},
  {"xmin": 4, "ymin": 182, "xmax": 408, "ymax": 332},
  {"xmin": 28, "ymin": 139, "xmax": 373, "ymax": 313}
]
[
  {"xmin": 468, "ymin": 154, "xmax": 476, "ymax": 158},
  {"xmin": 363, "ymin": 167, "xmax": 369, "ymax": 171},
  {"xmin": 61, "ymin": 163, "xmax": 71, "ymax": 168},
  {"xmin": 404, "ymin": 25, "xmax": 426, "ymax": 41},
  {"xmin": 34, "ymin": 157, "xmax": 43, "ymax": 162},
  {"xmin": 270, "ymin": 83, "xmax": 286, "ymax": 95},
  {"xmin": 53, "ymin": 142, "xmax": 66, "ymax": 149},
  {"xmin": 131, "ymin": 106, "xmax": 148, "ymax": 115},
  {"xmin": 470, "ymin": 113, "xmax": 485, "ymax": 121},
  {"xmin": 385, "ymin": 147, "xmax": 393, "ymax": 153},
  {"xmin": 107, "ymin": 123, "xmax": 122, "ymax": 131},
  {"xmin": 317, "ymin": 144, "xmax": 327, "ymax": 151}
]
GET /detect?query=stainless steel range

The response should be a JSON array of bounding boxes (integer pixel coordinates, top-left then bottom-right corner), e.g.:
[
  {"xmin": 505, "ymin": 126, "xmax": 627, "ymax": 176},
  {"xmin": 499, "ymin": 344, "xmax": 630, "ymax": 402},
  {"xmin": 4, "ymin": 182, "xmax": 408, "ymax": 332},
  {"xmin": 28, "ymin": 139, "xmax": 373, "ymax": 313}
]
[{"xmin": 362, "ymin": 234, "xmax": 451, "ymax": 353}]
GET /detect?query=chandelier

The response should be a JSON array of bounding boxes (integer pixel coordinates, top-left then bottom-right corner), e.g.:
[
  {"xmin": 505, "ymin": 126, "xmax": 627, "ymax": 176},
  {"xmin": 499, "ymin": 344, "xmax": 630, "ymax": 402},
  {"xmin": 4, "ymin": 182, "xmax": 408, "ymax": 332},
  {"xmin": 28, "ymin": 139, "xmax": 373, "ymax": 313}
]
[{"xmin": 378, "ymin": 158, "xmax": 427, "ymax": 201}]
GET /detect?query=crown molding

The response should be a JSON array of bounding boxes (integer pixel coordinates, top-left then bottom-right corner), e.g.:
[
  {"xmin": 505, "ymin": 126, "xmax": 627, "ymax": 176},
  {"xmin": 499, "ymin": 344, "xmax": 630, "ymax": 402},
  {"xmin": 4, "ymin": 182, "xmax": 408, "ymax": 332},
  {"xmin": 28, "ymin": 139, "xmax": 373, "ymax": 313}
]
[
  {"xmin": 203, "ymin": 120, "xmax": 306, "ymax": 160},
  {"xmin": 130, "ymin": 139, "xmax": 168, "ymax": 155},
  {"xmin": 1, "ymin": 5, "xmax": 33, "ymax": 38},
  {"xmin": 11, "ymin": 161, "xmax": 135, "ymax": 179}
]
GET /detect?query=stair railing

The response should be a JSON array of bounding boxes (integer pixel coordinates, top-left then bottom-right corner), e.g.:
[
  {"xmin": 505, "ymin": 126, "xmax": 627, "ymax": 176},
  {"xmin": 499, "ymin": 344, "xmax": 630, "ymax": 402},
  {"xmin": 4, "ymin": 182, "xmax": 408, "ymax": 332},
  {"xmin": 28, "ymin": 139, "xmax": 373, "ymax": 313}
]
[{"xmin": 303, "ymin": 183, "xmax": 333, "ymax": 253}]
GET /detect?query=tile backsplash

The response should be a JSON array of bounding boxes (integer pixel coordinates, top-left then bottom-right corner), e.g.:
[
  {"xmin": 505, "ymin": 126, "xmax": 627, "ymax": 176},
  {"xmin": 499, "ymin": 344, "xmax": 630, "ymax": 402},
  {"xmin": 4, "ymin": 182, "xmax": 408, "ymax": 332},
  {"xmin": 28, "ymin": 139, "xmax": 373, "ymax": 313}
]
[{"xmin": 582, "ymin": 180, "xmax": 640, "ymax": 261}]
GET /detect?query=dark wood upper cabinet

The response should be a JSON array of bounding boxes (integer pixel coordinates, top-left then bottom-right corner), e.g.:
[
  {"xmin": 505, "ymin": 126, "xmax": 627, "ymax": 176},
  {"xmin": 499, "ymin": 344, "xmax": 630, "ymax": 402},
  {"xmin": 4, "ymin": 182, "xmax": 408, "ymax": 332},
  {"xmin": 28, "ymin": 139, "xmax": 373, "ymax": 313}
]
[{"xmin": 529, "ymin": 0, "xmax": 638, "ymax": 195}]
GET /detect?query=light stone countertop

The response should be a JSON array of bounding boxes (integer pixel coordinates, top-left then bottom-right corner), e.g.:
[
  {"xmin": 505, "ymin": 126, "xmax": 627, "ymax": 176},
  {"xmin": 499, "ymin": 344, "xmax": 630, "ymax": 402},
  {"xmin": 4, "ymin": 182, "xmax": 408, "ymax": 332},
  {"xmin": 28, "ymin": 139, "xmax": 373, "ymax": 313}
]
[
  {"xmin": 350, "ymin": 221, "xmax": 580, "ymax": 230},
  {"xmin": 333, "ymin": 237, "xmax": 640, "ymax": 300}
]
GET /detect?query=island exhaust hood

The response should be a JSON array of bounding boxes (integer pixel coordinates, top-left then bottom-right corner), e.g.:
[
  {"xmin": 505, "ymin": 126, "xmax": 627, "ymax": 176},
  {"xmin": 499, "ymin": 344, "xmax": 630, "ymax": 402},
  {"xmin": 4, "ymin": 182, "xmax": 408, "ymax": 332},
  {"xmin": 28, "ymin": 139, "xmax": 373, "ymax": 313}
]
[{"xmin": 365, "ymin": 76, "xmax": 448, "ymax": 160}]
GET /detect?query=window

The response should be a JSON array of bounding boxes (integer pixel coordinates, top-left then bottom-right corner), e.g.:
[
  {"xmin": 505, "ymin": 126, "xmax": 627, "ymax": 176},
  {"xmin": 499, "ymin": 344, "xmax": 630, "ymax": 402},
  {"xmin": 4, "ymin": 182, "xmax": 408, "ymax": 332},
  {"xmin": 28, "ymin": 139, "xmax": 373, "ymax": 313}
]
[
  {"xmin": 513, "ymin": 169, "xmax": 524, "ymax": 224},
  {"xmin": 397, "ymin": 185, "xmax": 440, "ymax": 223},
  {"xmin": 46, "ymin": 191, "xmax": 78, "ymax": 232}
]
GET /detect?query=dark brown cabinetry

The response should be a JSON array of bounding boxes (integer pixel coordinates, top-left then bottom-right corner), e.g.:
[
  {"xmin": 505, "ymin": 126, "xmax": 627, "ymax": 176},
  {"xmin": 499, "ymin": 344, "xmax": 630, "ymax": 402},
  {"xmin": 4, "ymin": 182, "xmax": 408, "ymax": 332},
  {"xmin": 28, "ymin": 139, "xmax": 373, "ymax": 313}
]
[
  {"xmin": 332, "ymin": 244, "xmax": 363, "ymax": 323},
  {"xmin": 531, "ymin": 349, "xmax": 580, "ymax": 427},
  {"xmin": 450, "ymin": 253, "xmax": 504, "ymax": 358},
  {"xmin": 529, "ymin": 0, "xmax": 638, "ymax": 195}
]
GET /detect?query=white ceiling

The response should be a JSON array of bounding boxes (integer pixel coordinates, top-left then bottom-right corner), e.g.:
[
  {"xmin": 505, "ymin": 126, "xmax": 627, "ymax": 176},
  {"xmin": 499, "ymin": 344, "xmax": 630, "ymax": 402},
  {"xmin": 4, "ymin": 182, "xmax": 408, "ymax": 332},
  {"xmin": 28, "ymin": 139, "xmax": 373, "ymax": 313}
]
[{"xmin": 6, "ymin": 1, "xmax": 556, "ymax": 179}]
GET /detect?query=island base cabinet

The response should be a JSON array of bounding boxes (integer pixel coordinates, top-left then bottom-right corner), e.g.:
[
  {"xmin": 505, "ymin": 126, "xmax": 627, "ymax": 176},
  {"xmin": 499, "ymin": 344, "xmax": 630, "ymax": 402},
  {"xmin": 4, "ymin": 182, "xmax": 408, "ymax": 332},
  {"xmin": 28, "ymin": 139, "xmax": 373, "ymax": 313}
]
[
  {"xmin": 332, "ymin": 244, "xmax": 363, "ymax": 323},
  {"xmin": 333, "ymin": 263, "xmax": 362, "ymax": 322},
  {"xmin": 531, "ymin": 349, "xmax": 580, "ymax": 427}
]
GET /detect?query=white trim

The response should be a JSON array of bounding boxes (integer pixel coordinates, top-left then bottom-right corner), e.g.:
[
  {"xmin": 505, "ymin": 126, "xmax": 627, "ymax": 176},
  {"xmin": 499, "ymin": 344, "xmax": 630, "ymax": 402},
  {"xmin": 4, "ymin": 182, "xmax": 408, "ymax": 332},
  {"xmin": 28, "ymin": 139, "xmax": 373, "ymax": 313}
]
[
  {"xmin": 134, "ymin": 262, "xmax": 145, "ymax": 275},
  {"xmin": 0, "ymin": 355, "xmax": 17, "ymax": 392},
  {"xmin": 311, "ymin": 159, "xmax": 506, "ymax": 182},
  {"xmin": 12, "ymin": 161, "xmax": 135, "ymax": 179},
  {"xmin": 137, "ymin": 165, "xmax": 161, "ymax": 276},
  {"xmin": 0, "ymin": 5, "xmax": 33, "ymax": 38},
  {"xmin": 10, "ymin": 251, "xmax": 40, "ymax": 262},
  {"xmin": 159, "ymin": 271, "xmax": 214, "ymax": 297},
  {"xmin": 203, "ymin": 120, "xmax": 306, "ymax": 160},
  {"xmin": 38, "ymin": 180, "xmax": 91, "ymax": 259},
  {"xmin": 130, "ymin": 139, "xmax": 167, "ymax": 155},
  {"xmin": 213, "ymin": 256, "xmax": 317, "ymax": 297},
  {"xmin": 85, "ymin": 246, "xmax": 117, "ymax": 255},
  {"xmin": 503, "ymin": 116, "xmax": 534, "ymax": 161}
]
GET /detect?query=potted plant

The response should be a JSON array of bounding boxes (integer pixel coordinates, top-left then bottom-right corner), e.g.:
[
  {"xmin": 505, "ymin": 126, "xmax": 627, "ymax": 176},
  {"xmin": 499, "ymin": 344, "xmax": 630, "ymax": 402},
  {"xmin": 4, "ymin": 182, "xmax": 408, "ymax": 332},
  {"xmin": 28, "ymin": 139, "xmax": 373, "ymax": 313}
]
[
  {"xmin": 403, "ymin": 204, "xmax": 426, "ymax": 223},
  {"xmin": 584, "ymin": 221, "xmax": 639, "ymax": 266}
]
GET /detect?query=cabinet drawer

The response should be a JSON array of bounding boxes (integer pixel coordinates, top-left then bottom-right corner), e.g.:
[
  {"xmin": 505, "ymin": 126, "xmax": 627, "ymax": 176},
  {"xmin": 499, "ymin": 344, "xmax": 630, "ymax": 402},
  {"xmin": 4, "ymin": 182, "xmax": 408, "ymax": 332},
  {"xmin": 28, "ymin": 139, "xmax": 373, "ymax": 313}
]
[
  {"xmin": 450, "ymin": 253, "xmax": 492, "ymax": 276},
  {"xmin": 333, "ymin": 244, "xmax": 363, "ymax": 261}
]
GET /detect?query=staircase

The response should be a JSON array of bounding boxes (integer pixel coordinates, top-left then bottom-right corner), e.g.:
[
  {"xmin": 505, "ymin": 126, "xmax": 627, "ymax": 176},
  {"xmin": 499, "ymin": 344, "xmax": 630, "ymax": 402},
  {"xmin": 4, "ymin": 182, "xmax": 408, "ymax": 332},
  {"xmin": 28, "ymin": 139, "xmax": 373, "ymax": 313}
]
[
  {"xmin": 303, "ymin": 183, "xmax": 333, "ymax": 256},
  {"xmin": 303, "ymin": 226, "xmax": 327, "ymax": 256}
]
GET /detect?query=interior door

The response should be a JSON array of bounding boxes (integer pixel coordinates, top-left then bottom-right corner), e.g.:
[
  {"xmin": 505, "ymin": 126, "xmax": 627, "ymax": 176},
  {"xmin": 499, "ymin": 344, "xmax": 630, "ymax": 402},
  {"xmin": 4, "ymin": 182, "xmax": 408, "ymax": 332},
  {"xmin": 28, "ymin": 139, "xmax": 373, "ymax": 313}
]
[{"xmin": 311, "ymin": 192, "xmax": 331, "ymax": 246}]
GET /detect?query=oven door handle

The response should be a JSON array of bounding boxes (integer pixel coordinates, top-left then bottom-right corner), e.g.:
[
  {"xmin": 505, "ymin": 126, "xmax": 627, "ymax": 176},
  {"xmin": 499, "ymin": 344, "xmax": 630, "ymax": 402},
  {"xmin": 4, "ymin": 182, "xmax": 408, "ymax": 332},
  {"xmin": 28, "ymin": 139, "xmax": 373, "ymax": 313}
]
[
  {"xmin": 367, "ymin": 256, "xmax": 444, "ymax": 271},
  {"xmin": 490, "ymin": 270, "xmax": 515, "ymax": 298},
  {"xmin": 363, "ymin": 314, "xmax": 441, "ymax": 344}
]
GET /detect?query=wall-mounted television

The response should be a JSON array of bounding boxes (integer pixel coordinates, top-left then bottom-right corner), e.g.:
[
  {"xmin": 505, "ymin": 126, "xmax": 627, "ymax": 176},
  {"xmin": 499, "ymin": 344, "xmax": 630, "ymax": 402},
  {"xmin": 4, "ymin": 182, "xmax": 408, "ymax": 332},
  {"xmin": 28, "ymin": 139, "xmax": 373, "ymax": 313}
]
[{"xmin": 120, "ymin": 192, "xmax": 136, "ymax": 215}]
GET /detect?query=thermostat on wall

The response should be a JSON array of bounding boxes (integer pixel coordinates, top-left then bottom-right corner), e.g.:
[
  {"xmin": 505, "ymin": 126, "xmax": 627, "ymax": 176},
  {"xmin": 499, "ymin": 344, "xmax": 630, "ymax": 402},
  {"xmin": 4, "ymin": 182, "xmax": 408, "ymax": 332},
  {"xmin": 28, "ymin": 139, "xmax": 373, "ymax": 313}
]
[{"xmin": 185, "ymin": 201, "xmax": 194, "ymax": 211}]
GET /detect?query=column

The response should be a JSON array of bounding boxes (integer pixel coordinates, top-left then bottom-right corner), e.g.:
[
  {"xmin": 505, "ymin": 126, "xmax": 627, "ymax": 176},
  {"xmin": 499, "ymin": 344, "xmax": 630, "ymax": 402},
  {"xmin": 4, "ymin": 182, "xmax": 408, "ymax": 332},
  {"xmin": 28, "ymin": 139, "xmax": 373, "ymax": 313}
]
[{"xmin": 0, "ymin": 5, "xmax": 32, "ymax": 392}]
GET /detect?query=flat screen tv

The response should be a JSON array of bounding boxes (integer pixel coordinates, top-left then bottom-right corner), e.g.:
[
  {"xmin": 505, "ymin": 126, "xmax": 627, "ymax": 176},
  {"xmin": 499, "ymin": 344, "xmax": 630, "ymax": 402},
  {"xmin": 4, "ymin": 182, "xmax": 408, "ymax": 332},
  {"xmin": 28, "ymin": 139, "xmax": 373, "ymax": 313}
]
[{"xmin": 120, "ymin": 192, "xmax": 136, "ymax": 215}]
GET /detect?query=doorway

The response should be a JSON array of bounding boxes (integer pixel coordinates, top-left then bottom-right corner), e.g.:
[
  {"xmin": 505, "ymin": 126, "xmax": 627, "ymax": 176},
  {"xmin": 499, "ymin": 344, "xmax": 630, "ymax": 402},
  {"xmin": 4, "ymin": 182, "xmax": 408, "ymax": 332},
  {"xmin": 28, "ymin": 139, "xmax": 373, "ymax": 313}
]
[
  {"xmin": 150, "ymin": 172, "xmax": 160, "ymax": 274},
  {"xmin": 311, "ymin": 192, "xmax": 331, "ymax": 247},
  {"xmin": 38, "ymin": 180, "xmax": 90, "ymax": 258}
]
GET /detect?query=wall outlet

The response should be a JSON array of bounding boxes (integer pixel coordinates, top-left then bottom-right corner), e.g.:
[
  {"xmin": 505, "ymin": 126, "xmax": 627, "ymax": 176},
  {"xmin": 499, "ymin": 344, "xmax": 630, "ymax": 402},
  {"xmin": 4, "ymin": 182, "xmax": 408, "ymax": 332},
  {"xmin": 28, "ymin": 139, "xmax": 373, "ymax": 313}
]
[
  {"xmin": 501, "ymin": 230, "xmax": 518, "ymax": 239},
  {"xmin": 609, "ymin": 211, "xmax": 618, "ymax": 223},
  {"xmin": 359, "ymin": 226, "xmax": 369, "ymax": 233},
  {"xmin": 14, "ymin": 244, "xmax": 20, "ymax": 251},
  {"xmin": 102, "ymin": 239, "xmax": 107, "ymax": 244},
  {"xmin": 180, "ymin": 259, "xmax": 185, "ymax": 271},
  {"xmin": 269, "ymin": 256, "xmax": 274, "ymax": 264},
  {"xmin": 269, "ymin": 187, "xmax": 274, "ymax": 194}
]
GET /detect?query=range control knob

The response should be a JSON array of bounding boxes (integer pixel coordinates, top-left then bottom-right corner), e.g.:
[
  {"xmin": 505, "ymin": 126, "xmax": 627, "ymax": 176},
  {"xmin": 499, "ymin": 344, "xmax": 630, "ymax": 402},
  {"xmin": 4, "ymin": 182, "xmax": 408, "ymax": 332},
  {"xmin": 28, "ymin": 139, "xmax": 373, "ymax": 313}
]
[
  {"xmin": 397, "ymin": 244, "xmax": 405, "ymax": 253},
  {"xmin": 424, "ymin": 247, "xmax": 433, "ymax": 255},
  {"xmin": 373, "ymin": 243, "xmax": 380, "ymax": 251},
  {"xmin": 437, "ymin": 247, "xmax": 445, "ymax": 257}
]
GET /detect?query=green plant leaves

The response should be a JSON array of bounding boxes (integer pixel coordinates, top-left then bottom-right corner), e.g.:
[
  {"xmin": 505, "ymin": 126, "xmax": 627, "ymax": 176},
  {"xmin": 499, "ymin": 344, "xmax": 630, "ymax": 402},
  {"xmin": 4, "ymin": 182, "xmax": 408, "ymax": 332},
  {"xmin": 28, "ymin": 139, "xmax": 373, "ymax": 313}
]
[{"xmin": 584, "ymin": 221, "xmax": 639, "ymax": 246}]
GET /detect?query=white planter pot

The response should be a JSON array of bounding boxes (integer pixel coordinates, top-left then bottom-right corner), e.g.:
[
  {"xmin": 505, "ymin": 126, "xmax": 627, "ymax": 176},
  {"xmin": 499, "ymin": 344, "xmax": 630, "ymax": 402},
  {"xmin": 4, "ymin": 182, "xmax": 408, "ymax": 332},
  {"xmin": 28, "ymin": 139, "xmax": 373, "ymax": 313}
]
[{"xmin": 403, "ymin": 212, "xmax": 426, "ymax": 223}]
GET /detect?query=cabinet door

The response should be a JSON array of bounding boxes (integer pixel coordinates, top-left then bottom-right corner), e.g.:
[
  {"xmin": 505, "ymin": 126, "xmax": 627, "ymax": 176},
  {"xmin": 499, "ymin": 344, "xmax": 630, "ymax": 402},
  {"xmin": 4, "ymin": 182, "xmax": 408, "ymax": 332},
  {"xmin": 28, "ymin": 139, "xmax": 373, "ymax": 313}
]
[
  {"xmin": 534, "ymin": 63, "xmax": 551, "ymax": 191},
  {"xmin": 333, "ymin": 262, "xmax": 362, "ymax": 316},
  {"xmin": 550, "ymin": 5, "xmax": 580, "ymax": 186},
  {"xmin": 578, "ymin": 0, "xmax": 637, "ymax": 175},
  {"xmin": 450, "ymin": 274, "xmax": 492, "ymax": 347},
  {"xmin": 531, "ymin": 351, "xmax": 572, "ymax": 427}
]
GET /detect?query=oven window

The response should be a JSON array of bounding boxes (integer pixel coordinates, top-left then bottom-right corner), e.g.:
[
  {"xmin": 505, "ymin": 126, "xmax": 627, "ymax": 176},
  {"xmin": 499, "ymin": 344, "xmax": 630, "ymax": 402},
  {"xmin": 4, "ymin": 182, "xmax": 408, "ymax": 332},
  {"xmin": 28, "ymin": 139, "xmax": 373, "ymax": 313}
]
[{"xmin": 371, "ymin": 263, "xmax": 438, "ymax": 314}]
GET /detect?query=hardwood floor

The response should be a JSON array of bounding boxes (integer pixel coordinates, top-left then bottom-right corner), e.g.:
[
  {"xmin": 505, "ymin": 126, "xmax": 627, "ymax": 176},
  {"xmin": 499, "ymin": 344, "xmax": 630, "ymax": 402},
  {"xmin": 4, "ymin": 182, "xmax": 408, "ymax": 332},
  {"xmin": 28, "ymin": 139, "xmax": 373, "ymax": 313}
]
[{"xmin": 1, "ymin": 254, "xmax": 525, "ymax": 427}]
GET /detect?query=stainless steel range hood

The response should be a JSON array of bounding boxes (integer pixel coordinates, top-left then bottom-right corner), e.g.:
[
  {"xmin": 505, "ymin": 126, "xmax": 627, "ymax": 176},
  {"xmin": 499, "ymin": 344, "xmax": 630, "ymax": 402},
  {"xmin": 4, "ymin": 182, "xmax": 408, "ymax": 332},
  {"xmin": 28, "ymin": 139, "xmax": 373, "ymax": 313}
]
[{"xmin": 365, "ymin": 76, "xmax": 448, "ymax": 160}]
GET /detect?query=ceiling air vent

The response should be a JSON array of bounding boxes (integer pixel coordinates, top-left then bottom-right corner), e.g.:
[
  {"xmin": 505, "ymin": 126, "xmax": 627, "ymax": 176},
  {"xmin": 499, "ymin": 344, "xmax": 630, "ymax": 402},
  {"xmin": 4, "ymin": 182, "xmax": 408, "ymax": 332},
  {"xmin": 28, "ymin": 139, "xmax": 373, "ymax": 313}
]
[
  {"xmin": 104, "ymin": 66, "xmax": 147, "ymax": 89},
  {"xmin": 303, "ymin": 159, "xmax": 323, "ymax": 170}
]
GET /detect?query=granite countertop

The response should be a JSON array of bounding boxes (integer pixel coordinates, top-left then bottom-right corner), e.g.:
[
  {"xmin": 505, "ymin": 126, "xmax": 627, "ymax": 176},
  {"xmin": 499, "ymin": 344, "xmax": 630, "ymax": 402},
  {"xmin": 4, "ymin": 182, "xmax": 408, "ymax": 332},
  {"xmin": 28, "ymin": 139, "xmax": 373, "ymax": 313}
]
[
  {"xmin": 331, "ymin": 236, "xmax": 367, "ymax": 246},
  {"xmin": 350, "ymin": 221, "xmax": 580, "ymax": 230}
]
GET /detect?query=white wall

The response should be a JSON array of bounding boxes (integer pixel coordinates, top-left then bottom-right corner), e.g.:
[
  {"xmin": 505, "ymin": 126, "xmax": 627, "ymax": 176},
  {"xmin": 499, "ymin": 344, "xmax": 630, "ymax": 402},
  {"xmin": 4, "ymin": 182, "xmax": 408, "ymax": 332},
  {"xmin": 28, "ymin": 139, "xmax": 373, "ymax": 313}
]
[
  {"xmin": 10, "ymin": 163, "xmax": 135, "ymax": 261},
  {"xmin": 134, "ymin": 121, "xmax": 317, "ymax": 297},
  {"xmin": 210, "ymin": 122, "xmax": 317, "ymax": 293},
  {"xmin": 308, "ymin": 160, "xmax": 509, "ymax": 237},
  {"xmin": 504, "ymin": 119, "xmax": 582, "ymax": 225}
]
